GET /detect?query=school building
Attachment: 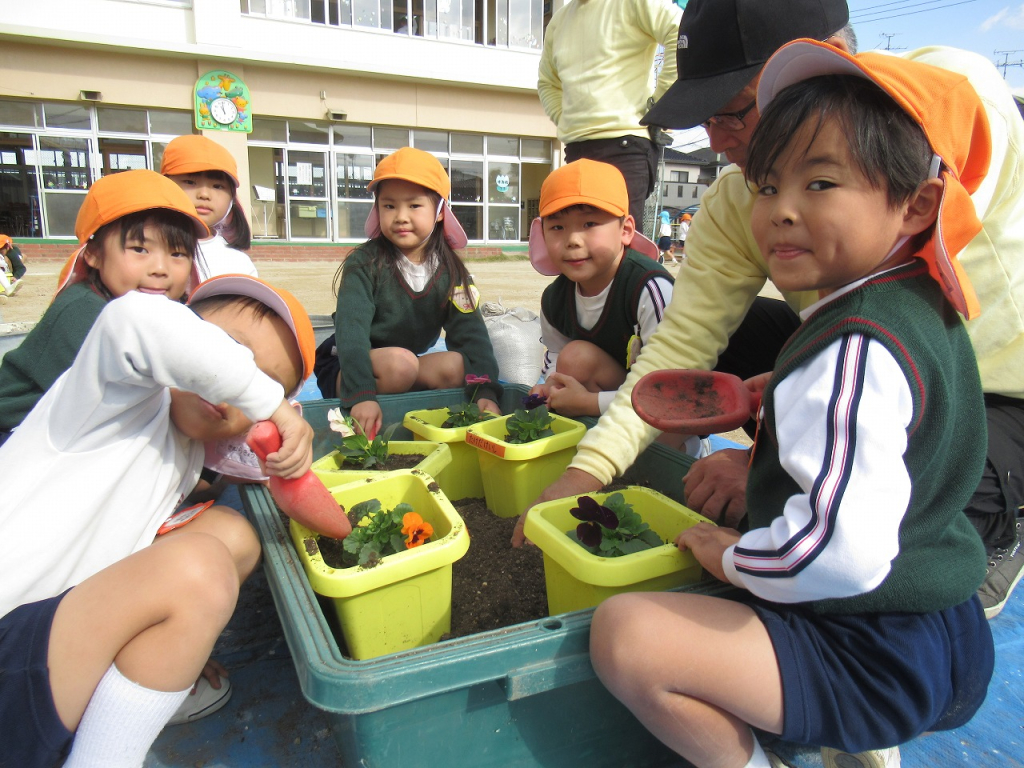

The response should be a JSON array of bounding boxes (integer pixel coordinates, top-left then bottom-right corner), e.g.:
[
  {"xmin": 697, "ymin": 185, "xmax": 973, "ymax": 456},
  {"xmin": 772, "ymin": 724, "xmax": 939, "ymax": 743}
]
[{"xmin": 0, "ymin": 0, "xmax": 591, "ymax": 258}]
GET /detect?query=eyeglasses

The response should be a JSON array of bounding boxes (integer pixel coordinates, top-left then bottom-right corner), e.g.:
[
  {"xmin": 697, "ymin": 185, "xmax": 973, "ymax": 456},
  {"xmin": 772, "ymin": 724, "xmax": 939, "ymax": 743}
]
[{"xmin": 702, "ymin": 99, "xmax": 757, "ymax": 132}]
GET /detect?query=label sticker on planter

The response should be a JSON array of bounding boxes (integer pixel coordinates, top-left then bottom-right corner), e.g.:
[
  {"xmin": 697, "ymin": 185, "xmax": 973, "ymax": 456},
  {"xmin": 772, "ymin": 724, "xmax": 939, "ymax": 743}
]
[{"xmin": 466, "ymin": 431, "xmax": 505, "ymax": 458}]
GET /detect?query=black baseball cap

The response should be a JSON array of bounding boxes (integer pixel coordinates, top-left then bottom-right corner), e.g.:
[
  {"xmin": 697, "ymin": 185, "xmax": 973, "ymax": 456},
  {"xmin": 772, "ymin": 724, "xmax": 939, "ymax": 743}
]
[{"xmin": 642, "ymin": 0, "xmax": 849, "ymax": 129}]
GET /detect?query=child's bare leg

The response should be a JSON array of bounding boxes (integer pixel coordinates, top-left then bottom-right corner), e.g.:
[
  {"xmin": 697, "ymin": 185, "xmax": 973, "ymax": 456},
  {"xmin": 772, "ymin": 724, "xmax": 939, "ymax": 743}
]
[
  {"xmin": 334, "ymin": 347, "xmax": 420, "ymax": 399},
  {"xmin": 158, "ymin": 504, "xmax": 261, "ymax": 583},
  {"xmin": 415, "ymin": 351, "xmax": 465, "ymax": 390},
  {"xmin": 591, "ymin": 591, "xmax": 783, "ymax": 768},
  {"xmin": 47, "ymin": 532, "xmax": 240, "ymax": 731},
  {"xmin": 556, "ymin": 340, "xmax": 625, "ymax": 392},
  {"xmin": 370, "ymin": 347, "xmax": 420, "ymax": 393}
]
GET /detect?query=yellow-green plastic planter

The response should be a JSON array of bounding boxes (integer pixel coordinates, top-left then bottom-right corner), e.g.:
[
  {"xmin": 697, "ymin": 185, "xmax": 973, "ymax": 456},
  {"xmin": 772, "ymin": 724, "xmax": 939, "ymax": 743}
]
[
  {"xmin": 402, "ymin": 408, "xmax": 496, "ymax": 501},
  {"xmin": 290, "ymin": 469, "xmax": 470, "ymax": 660},
  {"xmin": 311, "ymin": 440, "xmax": 450, "ymax": 490},
  {"xmin": 523, "ymin": 487, "xmax": 712, "ymax": 615},
  {"xmin": 464, "ymin": 413, "xmax": 586, "ymax": 518}
]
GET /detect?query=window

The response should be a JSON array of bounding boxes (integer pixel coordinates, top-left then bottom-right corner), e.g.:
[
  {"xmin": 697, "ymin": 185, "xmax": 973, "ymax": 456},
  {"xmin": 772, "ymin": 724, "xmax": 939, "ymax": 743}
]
[{"xmin": 245, "ymin": 0, "xmax": 543, "ymax": 48}]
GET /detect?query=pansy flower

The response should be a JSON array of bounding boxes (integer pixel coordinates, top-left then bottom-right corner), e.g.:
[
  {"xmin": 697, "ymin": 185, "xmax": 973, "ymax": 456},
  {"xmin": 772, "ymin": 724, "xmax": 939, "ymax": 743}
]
[
  {"xmin": 521, "ymin": 393, "xmax": 548, "ymax": 410},
  {"xmin": 570, "ymin": 496, "xmax": 619, "ymax": 548},
  {"xmin": 327, "ymin": 407, "xmax": 355, "ymax": 437},
  {"xmin": 402, "ymin": 512, "xmax": 434, "ymax": 548}
]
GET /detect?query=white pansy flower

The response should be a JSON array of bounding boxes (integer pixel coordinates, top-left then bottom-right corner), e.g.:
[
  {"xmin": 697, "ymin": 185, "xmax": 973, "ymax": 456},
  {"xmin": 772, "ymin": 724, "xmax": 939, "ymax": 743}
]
[{"xmin": 327, "ymin": 407, "xmax": 355, "ymax": 437}]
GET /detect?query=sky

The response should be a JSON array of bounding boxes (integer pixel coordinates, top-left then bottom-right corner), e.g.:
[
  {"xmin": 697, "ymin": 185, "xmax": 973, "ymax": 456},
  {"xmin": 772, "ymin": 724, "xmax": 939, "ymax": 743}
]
[{"xmin": 671, "ymin": 0, "xmax": 1024, "ymax": 152}]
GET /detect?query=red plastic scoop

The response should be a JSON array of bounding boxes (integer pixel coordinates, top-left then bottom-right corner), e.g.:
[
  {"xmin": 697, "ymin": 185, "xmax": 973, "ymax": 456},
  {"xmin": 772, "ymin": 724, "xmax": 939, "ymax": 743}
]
[
  {"xmin": 247, "ymin": 421, "xmax": 352, "ymax": 540},
  {"xmin": 631, "ymin": 369, "xmax": 761, "ymax": 434}
]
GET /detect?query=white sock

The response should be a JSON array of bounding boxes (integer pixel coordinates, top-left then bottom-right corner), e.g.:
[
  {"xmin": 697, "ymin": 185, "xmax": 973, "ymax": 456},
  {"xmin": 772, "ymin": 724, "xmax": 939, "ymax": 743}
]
[
  {"xmin": 743, "ymin": 737, "xmax": 773, "ymax": 768},
  {"xmin": 684, "ymin": 434, "xmax": 702, "ymax": 457},
  {"xmin": 63, "ymin": 664, "xmax": 190, "ymax": 768}
]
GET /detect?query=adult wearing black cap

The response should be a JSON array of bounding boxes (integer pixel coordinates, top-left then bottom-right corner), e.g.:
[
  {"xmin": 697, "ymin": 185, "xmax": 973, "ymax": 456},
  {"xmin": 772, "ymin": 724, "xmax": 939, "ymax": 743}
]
[{"xmin": 519, "ymin": 0, "xmax": 1024, "ymax": 637}]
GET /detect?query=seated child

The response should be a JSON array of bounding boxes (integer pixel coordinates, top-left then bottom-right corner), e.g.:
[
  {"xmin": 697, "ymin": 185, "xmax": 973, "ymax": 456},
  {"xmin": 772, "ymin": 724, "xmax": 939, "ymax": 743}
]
[
  {"xmin": 161, "ymin": 134, "xmax": 259, "ymax": 280},
  {"xmin": 314, "ymin": 147, "xmax": 502, "ymax": 438},
  {"xmin": 0, "ymin": 274, "xmax": 315, "ymax": 767},
  {"xmin": 588, "ymin": 42, "xmax": 995, "ymax": 768},
  {"xmin": 0, "ymin": 234, "xmax": 27, "ymax": 296},
  {"xmin": 529, "ymin": 159, "xmax": 674, "ymax": 418},
  {"xmin": 0, "ymin": 169, "xmax": 207, "ymax": 448}
]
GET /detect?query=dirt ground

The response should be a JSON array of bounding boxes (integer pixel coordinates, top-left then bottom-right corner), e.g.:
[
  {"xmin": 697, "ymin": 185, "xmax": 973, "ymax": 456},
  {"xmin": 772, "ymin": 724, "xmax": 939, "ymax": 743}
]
[{"xmin": 0, "ymin": 255, "xmax": 612, "ymax": 324}]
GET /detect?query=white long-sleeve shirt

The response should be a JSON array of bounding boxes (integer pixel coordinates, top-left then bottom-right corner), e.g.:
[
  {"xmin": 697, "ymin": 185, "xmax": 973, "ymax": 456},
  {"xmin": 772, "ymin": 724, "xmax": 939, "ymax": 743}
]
[
  {"xmin": 197, "ymin": 235, "xmax": 258, "ymax": 281},
  {"xmin": 0, "ymin": 292, "xmax": 284, "ymax": 619}
]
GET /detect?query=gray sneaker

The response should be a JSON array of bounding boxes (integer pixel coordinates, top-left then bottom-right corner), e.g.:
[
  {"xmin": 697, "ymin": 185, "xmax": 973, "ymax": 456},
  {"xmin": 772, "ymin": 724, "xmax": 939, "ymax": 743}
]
[{"xmin": 978, "ymin": 521, "xmax": 1024, "ymax": 619}]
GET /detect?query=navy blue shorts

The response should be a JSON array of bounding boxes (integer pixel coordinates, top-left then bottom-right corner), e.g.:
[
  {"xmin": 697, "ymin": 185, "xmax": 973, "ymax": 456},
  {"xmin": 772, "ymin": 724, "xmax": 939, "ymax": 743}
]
[
  {"xmin": 749, "ymin": 595, "xmax": 993, "ymax": 753},
  {"xmin": 0, "ymin": 592, "xmax": 74, "ymax": 768},
  {"xmin": 658, "ymin": 235, "xmax": 672, "ymax": 250}
]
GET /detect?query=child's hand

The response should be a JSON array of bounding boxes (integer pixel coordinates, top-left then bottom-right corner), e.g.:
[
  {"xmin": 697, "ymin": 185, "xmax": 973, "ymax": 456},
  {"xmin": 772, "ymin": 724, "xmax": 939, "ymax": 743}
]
[
  {"xmin": 351, "ymin": 401, "xmax": 383, "ymax": 441},
  {"xmin": 544, "ymin": 372, "xmax": 599, "ymax": 417},
  {"xmin": 264, "ymin": 400, "xmax": 314, "ymax": 479},
  {"xmin": 529, "ymin": 382, "xmax": 551, "ymax": 399},
  {"xmin": 476, "ymin": 397, "xmax": 501, "ymax": 416},
  {"xmin": 675, "ymin": 522, "xmax": 741, "ymax": 583}
]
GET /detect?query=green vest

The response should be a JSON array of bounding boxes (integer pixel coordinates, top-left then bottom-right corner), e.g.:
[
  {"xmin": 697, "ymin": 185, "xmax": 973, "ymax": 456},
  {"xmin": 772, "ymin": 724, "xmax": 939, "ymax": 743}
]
[
  {"xmin": 748, "ymin": 262, "xmax": 987, "ymax": 614},
  {"xmin": 541, "ymin": 249, "xmax": 672, "ymax": 370}
]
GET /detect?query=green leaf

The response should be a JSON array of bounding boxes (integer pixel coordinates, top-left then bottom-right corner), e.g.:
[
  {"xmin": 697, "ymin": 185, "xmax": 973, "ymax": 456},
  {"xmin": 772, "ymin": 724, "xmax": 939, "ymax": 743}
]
[
  {"xmin": 350, "ymin": 498, "xmax": 381, "ymax": 519},
  {"xmin": 617, "ymin": 538, "xmax": 651, "ymax": 555},
  {"xmin": 638, "ymin": 529, "xmax": 665, "ymax": 547},
  {"xmin": 390, "ymin": 533, "xmax": 407, "ymax": 553}
]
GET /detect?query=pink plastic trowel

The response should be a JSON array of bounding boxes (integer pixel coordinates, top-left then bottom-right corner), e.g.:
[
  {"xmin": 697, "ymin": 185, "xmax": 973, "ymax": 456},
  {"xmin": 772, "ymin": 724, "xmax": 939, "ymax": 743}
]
[
  {"xmin": 631, "ymin": 370, "xmax": 761, "ymax": 434},
  {"xmin": 247, "ymin": 421, "xmax": 352, "ymax": 540}
]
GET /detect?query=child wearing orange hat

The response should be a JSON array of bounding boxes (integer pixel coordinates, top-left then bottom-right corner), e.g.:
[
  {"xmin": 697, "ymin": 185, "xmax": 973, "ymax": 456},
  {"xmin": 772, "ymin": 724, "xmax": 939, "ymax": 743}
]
[
  {"xmin": 0, "ymin": 273, "xmax": 315, "ymax": 768},
  {"xmin": 527, "ymin": 159, "xmax": 675, "ymax": 421},
  {"xmin": 0, "ymin": 169, "xmax": 207, "ymax": 447},
  {"xmin": 161, "ymin": 134, "xmax": 257, "ymax": 281},
  {"xmin": 588, "ymin": 42, "xmax": 994, "ymax": 768},
  {"xmin": 0, "ymin": 234, "xmax": 27, "ymax": 298},
  {"xmin": 315, "ymin": 146, "xmax": 502, "ymax": 439}
]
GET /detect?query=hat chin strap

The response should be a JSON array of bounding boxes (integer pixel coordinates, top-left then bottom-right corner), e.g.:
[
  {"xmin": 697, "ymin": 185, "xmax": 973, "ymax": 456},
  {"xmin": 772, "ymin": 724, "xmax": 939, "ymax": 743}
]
[{"xmin": 211, "ymin": 199, "xmax": 233, "ymax": 235}]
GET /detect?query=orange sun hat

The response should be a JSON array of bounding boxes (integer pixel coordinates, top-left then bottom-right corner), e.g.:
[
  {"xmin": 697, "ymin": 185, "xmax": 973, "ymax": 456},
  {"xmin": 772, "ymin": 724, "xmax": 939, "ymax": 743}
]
[
  {"xmin": 363, "ymin": 146, "xmax": 468, "ymax": 248},
  {"xmin": 160, "ymin": 135, "xmax": 240, "ymax": 187},
  {"xmin": 187, "ymin": 273, "xmax": 316, "ymax": 397},
  {"xmin": 528, "ymin": 159, "xmax": 659, "ymax": 276},
  {"xmin": 757, "ymin": 39, "xmax": 992, "ymax": 319},
  {"xmin": 56, "ymin": 169, "xmax": 209, "ymax": 295}
]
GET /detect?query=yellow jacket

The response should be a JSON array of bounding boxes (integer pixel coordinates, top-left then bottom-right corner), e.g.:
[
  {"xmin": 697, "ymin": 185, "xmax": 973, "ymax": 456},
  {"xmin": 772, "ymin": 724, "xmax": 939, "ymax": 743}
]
[{"xmin": 537, "ymin": 0, "xmax": 682, "ymax": 144}]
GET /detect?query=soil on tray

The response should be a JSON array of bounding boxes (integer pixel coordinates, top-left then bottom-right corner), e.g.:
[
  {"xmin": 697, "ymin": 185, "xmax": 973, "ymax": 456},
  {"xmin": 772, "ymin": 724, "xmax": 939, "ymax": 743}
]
[
  {"xmin": 445, "ymin": 498, "xmax": 547, "ymax": 639},
  {"xmin": 348, "ymin": 453, "xmax": 425, "ymax": 471},
  {"xmin": 304, "ymin": 496, "xmax": 549, "ymax": 640}
]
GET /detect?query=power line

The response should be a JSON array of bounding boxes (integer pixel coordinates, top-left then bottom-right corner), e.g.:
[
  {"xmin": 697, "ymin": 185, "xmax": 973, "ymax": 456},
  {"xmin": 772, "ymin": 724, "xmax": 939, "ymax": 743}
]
[{"xmin": 850, "ymin": 0, "xmax": 976, "ymax": 24}]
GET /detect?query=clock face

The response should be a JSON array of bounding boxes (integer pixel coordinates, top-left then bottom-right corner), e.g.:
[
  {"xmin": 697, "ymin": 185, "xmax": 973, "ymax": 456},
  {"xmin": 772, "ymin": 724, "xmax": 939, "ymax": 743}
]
[{"xmin": 210, "ymin": 97, "xmax": 238, "ymax": 126}]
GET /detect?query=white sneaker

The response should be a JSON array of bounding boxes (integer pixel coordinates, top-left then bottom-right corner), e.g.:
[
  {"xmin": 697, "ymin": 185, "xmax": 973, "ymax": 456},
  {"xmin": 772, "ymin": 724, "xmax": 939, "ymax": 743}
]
[
  {"xmin": 821, "ymin": 746, "xmax": 901, "ymax": 768},
  {"xmin": 167, "ymin": 674, "xmax": 232, "ymax": 725},
  {"xmin": 8, "ymin": 280, "xmax": 21, "ymax": 296}
]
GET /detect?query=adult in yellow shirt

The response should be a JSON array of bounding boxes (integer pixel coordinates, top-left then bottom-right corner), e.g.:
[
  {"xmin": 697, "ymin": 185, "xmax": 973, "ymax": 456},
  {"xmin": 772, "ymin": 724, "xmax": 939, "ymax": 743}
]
[
  {"xmin": 538, "ymin": 0, "xmax": 682, "ymax": 223},
  {"xmin": 518, "ymin": 0, "xmax": 1024, "ymax": 622}
]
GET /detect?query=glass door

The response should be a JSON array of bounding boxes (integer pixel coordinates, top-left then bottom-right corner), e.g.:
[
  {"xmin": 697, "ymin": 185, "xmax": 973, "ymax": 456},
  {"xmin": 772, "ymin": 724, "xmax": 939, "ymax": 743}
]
[
  {"xmin": 38, "ymin": 135, "xmax": 94, "ymax": 237},
  {"xmin": 286, "ymin": 149, "xmax": 331, "ymax": 240}
]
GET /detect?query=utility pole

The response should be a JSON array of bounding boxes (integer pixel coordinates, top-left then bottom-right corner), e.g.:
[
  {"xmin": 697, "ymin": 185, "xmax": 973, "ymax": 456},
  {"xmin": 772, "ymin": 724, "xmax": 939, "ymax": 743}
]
[
  {"xmin": 994, "ymin": 50, "xmax": 1024, "ymax": 78},
  {"xmin": 879, "ymin": 33, "xmax": 904, "ymax": 52}
]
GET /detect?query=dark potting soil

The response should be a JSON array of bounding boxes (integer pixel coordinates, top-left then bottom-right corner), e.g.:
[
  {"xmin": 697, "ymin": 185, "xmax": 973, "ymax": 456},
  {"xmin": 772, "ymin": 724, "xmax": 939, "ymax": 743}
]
[
  {"xmin": 445, "ymin": 497, "xmax": 547, "ymax": 639},
  {"xmin": 364, "ymin": 453, "xmax": 425, "ymax": 471},
  {"xmin": 308, "ymin": 496, "xmax": 549, "ymax": 639}
]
